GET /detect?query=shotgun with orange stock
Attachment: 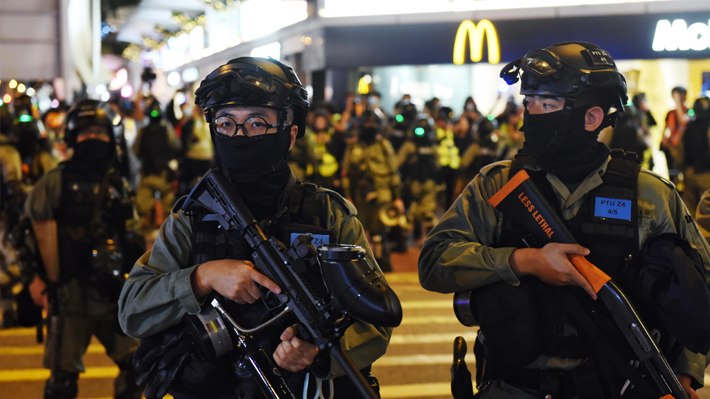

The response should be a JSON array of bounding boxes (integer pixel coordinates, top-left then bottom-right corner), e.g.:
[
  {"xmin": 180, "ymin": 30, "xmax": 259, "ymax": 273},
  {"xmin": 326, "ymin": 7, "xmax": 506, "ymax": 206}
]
[{"xmin": 484, "ymin": 169, "xmax": 686, "ymax": 399}]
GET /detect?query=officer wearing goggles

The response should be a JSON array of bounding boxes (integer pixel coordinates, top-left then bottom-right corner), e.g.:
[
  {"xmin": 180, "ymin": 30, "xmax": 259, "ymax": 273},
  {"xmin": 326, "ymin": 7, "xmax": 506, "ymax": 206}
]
[{"xmin": 419, "ymin": 42, "xmax": 710, "ymax": 399}]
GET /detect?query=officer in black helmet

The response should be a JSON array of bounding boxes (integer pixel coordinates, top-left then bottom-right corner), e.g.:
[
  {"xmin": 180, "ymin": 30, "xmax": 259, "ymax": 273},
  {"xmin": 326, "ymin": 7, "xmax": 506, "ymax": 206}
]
[
  {"xmin": 397, "ymin": 113, "xmax": 440, "ymax": 244},
  {"xmin": 133, "ymin": 97, "xmax": 180, "ymax": 230},
  {"xmin": 25, "ymin": 99, "xmax": 142, "ymax": 399},
  {"xmin": 118, "ymin": 57, "xmax": 391, "ymax": 399},
  {"xmin": 386, "ymin": 99, "xmax": 417, "ymax": 152},
  {"xmin": 419, "ymin": 42, "xmax": 710, "ymax": 398}
]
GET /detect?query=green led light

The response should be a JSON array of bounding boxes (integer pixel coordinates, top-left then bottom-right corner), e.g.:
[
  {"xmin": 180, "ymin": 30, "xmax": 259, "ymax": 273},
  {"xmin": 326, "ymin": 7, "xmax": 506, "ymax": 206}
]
[
  {"xmin": 0, "ymin": 100, "xmax": 3, "ymax": 106},
  {"xmin": 395, "ymin": 114, "xmax": 404, "ymax": 123},
  {"xmin": 415, "ymin": 127, "xmax": 425, "ymax": 136},
  {"xmin": 19, "ymin": 114, "xmax": 32, "ymax": 122},
  {"xmin": 150, "ymin": 110, "xmax": 159, "ymax": 118},
  {"xmin": 688, "ymin": 109, "xmax": 695, "ymax": 117},
  {"xmin": 487, "ymin": 114, "xmax": 494, "ymax": 121}
]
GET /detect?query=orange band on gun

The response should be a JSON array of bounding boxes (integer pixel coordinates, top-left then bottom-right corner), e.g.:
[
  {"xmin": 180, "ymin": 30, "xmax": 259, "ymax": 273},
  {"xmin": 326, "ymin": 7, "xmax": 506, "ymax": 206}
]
[
  {"xmin": 488, "ymin": 169, "xmax": 530, "ymax": 208},
  {"xmin": 569, "ymin": 255, "xmax": 611, "ymax": 294},
  {"xmin": 659, "ymin": 395, "xmax": 675, "ymax": 399}
]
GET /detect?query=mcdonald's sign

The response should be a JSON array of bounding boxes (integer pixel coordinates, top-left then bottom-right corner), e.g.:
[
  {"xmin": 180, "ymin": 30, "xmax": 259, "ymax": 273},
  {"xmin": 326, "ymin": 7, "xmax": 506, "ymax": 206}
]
[{"xmin": 453, "ymin": 20, "xmax": 501, "ymax": 65}]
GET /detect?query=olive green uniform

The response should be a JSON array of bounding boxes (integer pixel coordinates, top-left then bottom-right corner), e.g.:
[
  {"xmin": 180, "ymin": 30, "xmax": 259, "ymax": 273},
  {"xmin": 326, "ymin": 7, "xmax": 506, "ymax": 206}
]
[
  {"xmin": 397, "ymin": 140, "xmax": 439, "ymax": 237},
  {"xmin": 342, "ymin": 138, "xmax": 401, "ymax": 233},
  {"xmin": 418, "ymin": 158, "xmax": 710, "ymax": 396},
  {"xmin": 24, "ymin": 167, "xmax": 139, "ymax": 374},
  {"xmin": 118, "ymin": 176, "xmax": 392, "ymax": 378}
]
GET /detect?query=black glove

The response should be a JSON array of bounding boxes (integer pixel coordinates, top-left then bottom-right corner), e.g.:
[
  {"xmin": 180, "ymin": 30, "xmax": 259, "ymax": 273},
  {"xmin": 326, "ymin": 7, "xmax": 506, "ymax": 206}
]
[{"xmin": 133, "ymin": 325, "xmax": 193, "ymax": 399}]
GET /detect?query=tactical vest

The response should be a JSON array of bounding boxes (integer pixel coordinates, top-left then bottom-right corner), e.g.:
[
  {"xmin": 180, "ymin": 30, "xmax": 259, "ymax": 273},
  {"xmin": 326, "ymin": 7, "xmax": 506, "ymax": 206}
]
[
  {"xmin": 480, "ymin": 150, "xmax": 641, "ymax": 383},
  {"xmin": 54, "ymin": 162, "xmax": 103, "ymax": 283},
  {"xmin": 404, "ymin": 138, "xmax": 438, "ymax": 182},
  {"xmin": 184, "ymin": 179, "xmax": 340, "ymax": 391}
]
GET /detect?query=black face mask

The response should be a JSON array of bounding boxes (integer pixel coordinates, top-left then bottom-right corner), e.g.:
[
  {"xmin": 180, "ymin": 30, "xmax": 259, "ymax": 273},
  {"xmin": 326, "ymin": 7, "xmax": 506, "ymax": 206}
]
[
  {"xmin": 72, "ymin": 139, "xmax": 115, "ymax": 167},
  {"xmin": 216, "ymin": 130, "xmax": 293, "ymax": 219},
  {"xmin": 521, "ymin": 108, "xmax": 610, "ymax": 184},
  {"xmin": 215, "ymin": 130, "xmax": 292, "ymax": 175}
]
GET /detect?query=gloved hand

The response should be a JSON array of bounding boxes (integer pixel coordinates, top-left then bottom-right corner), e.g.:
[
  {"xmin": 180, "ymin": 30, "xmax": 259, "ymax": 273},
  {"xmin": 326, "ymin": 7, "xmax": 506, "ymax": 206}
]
[{"xmin": 133, "ymin": 325, "xmax": 194, "ymax": 399}]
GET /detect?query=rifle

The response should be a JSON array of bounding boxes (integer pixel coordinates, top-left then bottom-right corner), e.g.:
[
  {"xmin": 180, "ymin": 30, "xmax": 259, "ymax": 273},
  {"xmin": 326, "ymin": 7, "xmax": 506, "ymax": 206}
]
[
  {"xmin": 183, "ymin": 168, "xmax": 402, "ymax": 399},
  {"xmin": 484, "ymin": 169, "xmax": 687, "ymax": 399}
]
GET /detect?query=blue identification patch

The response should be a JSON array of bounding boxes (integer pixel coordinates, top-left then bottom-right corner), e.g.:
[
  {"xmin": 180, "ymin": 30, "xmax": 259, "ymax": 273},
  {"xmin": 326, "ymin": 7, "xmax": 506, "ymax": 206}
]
[
  {"xmin": 290, "ymin": 233, "xmax": 330, "ymax": 248},
  {"xmin": 594, "ymin": 197, "xmax": 632, "ymax": 221}
]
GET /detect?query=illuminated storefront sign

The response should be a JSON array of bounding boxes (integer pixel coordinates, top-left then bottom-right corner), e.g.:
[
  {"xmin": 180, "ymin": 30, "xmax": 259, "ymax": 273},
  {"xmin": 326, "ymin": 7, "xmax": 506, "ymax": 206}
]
[
  {"xmin": 453, "ymin": 20, "xmax": 500, "ymax": 65},
  {"xmin": 652, "ymin": 19, "xmax": 710, "ymax": 52}
]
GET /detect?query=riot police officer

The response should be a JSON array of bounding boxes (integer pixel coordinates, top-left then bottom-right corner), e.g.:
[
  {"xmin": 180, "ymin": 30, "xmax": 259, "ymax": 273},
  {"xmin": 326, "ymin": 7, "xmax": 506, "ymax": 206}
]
[
  {"xmin": 342, "ymin": 110, "xmax": 404, "ymax": 272},
  {"xmin": 133, "ymin": 97, "xmax": 180, "ymax": 230},
  {"xmin": 418, "ymin": 42, "xmax": 710, "ymax": 399},
  {"xmin": 25, "ymin": 100, "xmax": 142, "ymax": 399},
  {"xmin": 397, "ymin": 113, "xmax": 440, "ymax": 243},
  {"xmin": 118, "ymin": 57, "xmax": 392, "ymax": 399}
]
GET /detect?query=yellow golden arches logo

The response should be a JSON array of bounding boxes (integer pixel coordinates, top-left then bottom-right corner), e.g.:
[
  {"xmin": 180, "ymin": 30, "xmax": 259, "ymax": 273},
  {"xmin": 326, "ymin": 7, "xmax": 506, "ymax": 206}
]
[{"xmin": 453, "ymin": 20, "xmax": 501, "ymax": 65}]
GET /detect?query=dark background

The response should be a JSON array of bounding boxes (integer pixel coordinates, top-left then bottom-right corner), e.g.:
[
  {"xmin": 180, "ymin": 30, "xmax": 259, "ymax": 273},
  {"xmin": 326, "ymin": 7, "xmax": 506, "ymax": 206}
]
[{"xmin": 324, "ymin": 12, "xmax": 710, "ymax": 67}]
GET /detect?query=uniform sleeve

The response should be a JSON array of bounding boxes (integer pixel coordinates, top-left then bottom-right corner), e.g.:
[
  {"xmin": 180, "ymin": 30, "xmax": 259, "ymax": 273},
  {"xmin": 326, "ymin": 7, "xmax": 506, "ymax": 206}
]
[
  {"xmin": 324, "ymin": 194, "xmax": 392, "ymax": 377},
  {"xmin": 418, "ymin": 167, "xmax": 520, "ymax": 294},
  {"xmin": 696, "ymin": 189, "xmax": 710, "ymax": 244},
  {"xmin": 24, "ymin": 169, "xmax": 62, "ymax": 221},
  {"xmin": 639, "ymin": 173, "xmax": 710, "ymax": 385},
  {"xmin": 118, "ymin": 208, "xmax": 203, "ymax": 339}
]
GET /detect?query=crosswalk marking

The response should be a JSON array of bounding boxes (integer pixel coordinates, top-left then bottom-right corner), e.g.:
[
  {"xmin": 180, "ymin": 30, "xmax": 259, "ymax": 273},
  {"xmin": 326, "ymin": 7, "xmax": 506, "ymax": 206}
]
[
  {"xmin": 399, "ymin": 315, "xmax": 461, "ymax": 325},
  {"xmin": 380, "ymin": 382, "xmax": 452, "ymax": 398},
  {"xmin": 0, "ymin": 327, "xmax": 44, "ymax": 337},
  {"xmin": 400, "ymin": 300, "xmax": 452, "ymax": 309},
  {"xmin": 0, "ymin": 366, "xmax": 119, "ymax": 382},
  {"xmin": 0, "ymin": 343, "xmax": 106, "ymax": 355},
  {"xmin": 375, "ymin": 354, "xmax": 457, "ymax": 366},
  {"xmin": 390, "ymin": 332, "xmax": 478, "ymax": 344}
]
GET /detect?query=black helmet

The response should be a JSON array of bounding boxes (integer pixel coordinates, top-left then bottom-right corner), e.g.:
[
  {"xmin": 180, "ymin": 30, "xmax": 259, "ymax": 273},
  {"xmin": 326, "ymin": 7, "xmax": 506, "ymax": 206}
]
[
  {"xmin": 195, "ymin": 57, "xmax": 309, "ymax": 138},
  {"xmin": 144, "ymin": 97, "xmax": 163, "ymax": 122},
  {"xmin": 64, "ymin": 99, "xmax": 121, "ymax": 148},
  {"xmin": 437, "ymin": 106, "xmax": 454, "ymax": 121},
  {"xmin": 500, "ymin": 42, "xmax": 628, "ymax": 112},
  {"xmin": 13, "ymin": 94, "xmax": 34, "ymax": 119},
  {"xmin": 412, "ymin": 113, "xmax": 436, "ymax": 144},
  {"xmin": 394, "ymin": 100, "xmax": 417, "ymax": 129}
]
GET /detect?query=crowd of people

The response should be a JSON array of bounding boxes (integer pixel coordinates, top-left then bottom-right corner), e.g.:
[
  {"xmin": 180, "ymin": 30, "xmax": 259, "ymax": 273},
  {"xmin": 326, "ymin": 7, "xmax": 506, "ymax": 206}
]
[{"xmin": 0, "ymin": 44, "xmax": 709, "ymax": 399}]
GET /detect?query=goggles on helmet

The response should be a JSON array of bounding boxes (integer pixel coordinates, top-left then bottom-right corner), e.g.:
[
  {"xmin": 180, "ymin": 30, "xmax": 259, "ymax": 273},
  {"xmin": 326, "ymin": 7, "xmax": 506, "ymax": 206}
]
[
  {"xmin": 501, "ymin": 49, "xmax": 562, "ymax": 86},
  {"xmin": 196, "ymin": 63, "xmax": 289, "ymax": 111}
]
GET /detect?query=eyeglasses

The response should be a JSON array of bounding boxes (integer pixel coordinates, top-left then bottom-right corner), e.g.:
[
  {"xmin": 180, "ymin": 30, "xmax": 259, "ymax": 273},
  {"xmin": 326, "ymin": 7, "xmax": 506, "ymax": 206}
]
[{"xmin": 212, "ymin": 116, "xmax": 289, "ymax": 139}]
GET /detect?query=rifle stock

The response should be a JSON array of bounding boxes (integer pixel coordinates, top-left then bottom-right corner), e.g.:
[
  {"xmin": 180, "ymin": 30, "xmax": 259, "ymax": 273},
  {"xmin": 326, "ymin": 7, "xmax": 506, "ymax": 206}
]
[{"xmin": 487, "ymin": 169, "xmax": 687, "ymax": 399}]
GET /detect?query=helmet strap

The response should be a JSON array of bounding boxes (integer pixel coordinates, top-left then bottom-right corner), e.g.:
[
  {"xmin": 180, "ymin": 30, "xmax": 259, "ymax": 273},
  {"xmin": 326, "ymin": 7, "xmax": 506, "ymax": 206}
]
[{"xmin": 545, "ymin": 97, "xmax": 575, "ymax": 154}]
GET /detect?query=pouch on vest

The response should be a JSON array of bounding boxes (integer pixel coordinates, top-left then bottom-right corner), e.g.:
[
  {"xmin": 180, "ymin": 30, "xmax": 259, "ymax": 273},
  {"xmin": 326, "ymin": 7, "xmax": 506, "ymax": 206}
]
[
  {"xmin": 618, "ymin": 233, "xmax": 710, "ymax": 354},
  {"xmin": 471, "ymin": 278, "xmax": 541, "ymax": 370}
]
